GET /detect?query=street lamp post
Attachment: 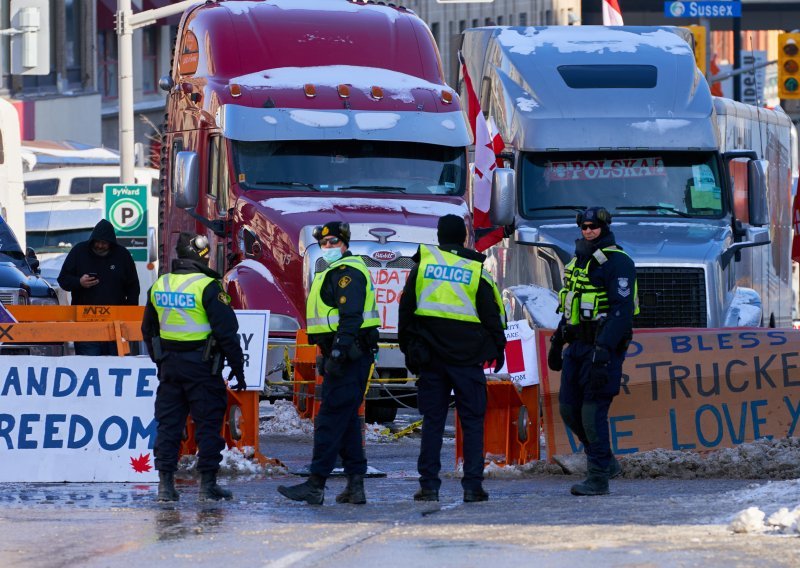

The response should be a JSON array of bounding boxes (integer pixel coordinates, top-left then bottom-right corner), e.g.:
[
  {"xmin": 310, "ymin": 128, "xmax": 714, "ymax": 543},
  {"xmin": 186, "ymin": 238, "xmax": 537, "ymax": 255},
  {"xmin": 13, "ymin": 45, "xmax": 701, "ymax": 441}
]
[{"xmin": 116, "ymin": 0, "xmax": 198, "ymax": 184}]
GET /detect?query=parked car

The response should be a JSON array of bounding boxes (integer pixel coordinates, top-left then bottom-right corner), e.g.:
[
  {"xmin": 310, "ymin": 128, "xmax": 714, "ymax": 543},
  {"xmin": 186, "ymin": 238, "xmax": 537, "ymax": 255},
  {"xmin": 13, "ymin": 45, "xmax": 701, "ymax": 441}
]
[{"xmin": 0, "ymin": 215, "xmax": 62, "ymax": 355}]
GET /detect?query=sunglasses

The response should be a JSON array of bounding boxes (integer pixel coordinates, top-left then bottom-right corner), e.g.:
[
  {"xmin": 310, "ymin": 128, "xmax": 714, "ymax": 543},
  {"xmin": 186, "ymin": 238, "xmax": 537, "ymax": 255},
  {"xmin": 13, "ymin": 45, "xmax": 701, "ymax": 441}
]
[
  {"xmin": 320, "ymin": 237, "xmax": 341, "ymax": 245},
  {"xmin": 581, "ymin": 223, "xmax": 600, "ymax": 231}
]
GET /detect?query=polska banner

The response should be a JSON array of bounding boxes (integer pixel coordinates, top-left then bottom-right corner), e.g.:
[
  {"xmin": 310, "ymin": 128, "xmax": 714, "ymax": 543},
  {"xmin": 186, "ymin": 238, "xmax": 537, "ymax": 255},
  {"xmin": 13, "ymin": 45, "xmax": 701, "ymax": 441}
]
[{"xmin": 791, "ymin": 177, "xmax": 800, "ymax": 263}]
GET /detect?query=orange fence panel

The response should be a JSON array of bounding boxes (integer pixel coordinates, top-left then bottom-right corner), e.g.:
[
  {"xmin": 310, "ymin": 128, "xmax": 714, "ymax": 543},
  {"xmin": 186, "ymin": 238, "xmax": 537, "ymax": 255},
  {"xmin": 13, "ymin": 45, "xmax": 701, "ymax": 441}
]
[{"xmin": 456, "ymin": 381, "xmax": 540, "ymax": 468}]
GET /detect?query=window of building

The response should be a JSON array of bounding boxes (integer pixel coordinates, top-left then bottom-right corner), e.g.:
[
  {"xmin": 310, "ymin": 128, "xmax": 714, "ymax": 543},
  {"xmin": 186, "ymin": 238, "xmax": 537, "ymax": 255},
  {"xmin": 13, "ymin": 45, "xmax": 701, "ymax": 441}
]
[
  {"xmin": 472, "ymin": 19, "xmax": 478, "ymax": 28},
  {"xmin": 520, "ymin": 13, "xmax": 528, "ymax": 26},
  {"xmin": 509, "ymin": 15, "xmax": 515, "ymax": 25},
  {"xmin": 142, "ymin": 27, "xmax": 159, "ymax": 94},
  {"xmin": 497, "ymin": 16, "xmax": 503, "ymax": 25},
  {"xmin": 546, "ymin": 10, "xmax": 553, "ymax": 25},
  {"xmin": 98, "ymin": 30, "xmax": 118, "ymax": 99},
  {"xmin": 459, "ymin": 20, "xmax": 465, "ymax": 34},
  {"xmin": 64, "ymin": 0, "xmax": 82, "ymax": 86},
  {"xmin": 431, "ymin": 22, "xmax": 440, "ymax": 46}
]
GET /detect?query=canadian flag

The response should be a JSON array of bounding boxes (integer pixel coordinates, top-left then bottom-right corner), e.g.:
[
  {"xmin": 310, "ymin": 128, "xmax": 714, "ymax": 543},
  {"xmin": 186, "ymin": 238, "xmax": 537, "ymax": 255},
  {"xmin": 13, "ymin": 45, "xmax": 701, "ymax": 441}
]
[
  {"xmin": 602, "ymin": 0, "xmax": 624, "ymax": 26},
  {"xmin": 792, "ymin": 178, "xmax": 800, "ymax": 263},
  {"xmin": 459, "ymin": 51, "xmax": 505, "ymax": 252}
]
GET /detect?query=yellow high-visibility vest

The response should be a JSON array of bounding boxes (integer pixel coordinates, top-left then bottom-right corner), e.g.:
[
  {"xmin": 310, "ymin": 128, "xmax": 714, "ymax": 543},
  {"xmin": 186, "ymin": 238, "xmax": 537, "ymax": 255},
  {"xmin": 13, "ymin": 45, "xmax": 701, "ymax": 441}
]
[
  {"xmin": 151, "ymin": 272, "xmax": 214, "ymax": 341},
  {"xmin": 306, "ymin": 255, "xmax": 380, "ymax": 334}
]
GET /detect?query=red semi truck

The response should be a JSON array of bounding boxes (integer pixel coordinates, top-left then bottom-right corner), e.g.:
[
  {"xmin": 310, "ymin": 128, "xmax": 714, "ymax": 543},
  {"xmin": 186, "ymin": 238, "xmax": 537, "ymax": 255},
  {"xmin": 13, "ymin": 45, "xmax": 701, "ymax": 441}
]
[{"xmin": 158, "ymin": 0, "xmax": 472, "ymax": 421}]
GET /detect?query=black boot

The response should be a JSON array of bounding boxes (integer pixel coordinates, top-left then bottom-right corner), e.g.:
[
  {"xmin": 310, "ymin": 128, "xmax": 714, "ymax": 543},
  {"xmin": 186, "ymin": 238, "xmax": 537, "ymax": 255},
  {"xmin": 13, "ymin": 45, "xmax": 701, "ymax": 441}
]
[
  {"xmin": 463, "ymin": 487, "xmax": 489, "ymax": 502},
  {"xmin": 157, "ymin": 470, "xmax": 179, "ymax": 502},
  {"xmin": 571, "ymin": 464, "xmax": 610, "ymax": 496},
  {"xmin": 199, "ymin": 471, "xmax": 233, "ymax": 502},
  {"xmin": 608, "ymin": 457, "xmax": 622, "ymax": 479},
  {"xmin": 278, "ymin": 474, "xmax": 326, "ymax": 505},
  {"xmin": 336, "ymin": 474, "xmax": 366, "ymax": 504},
  {"xmin": 413, "ymin": 488, "xmax": 439, "ymax": 502}
]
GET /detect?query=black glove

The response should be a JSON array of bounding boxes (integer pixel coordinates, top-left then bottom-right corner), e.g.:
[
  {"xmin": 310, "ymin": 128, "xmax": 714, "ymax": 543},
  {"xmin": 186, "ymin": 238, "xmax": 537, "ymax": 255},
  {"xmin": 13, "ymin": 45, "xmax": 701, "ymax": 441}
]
[
  {"xmin": 333, "ymin": 335, "xmax": 361, "ymax": 361},
  {"xmin": 228, "ymin": 368, "xmax": 247, "ymax": 391},
  {"xmin": 324, "ymin": 348, "xmax": 347, "ymax": 376},
  {"xmin": 589, "ymin": 346, "xmax": 610, "ymax": 390},
  {"xmin": 493, "ymin": 351, "xmax": 505, "ymax": 373},
  {"xmin": 547, "ymin": 337, "xmax": 564, "ymax": 372}
]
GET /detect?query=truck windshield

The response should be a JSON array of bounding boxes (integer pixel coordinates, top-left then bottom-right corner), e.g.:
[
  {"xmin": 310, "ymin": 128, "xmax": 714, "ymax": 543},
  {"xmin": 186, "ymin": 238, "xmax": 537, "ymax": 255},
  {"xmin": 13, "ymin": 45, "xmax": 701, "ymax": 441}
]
[
  {"xmin": 519, "ymin": 151, "xmax": 725, "ymax": 220},
  {"xmin": 233, "ymin": 140, "xmax": 466, "ymax": 196}
]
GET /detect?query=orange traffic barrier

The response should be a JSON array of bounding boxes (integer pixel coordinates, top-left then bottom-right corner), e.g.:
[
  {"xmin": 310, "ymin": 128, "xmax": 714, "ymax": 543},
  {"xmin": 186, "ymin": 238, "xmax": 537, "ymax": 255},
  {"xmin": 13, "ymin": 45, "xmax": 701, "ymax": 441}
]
[
  {"xmin": 292, "ymin": 329, "xmax": 321, "ymax": 420},
  {"xmin": 456, "ymin": 381, "xmax": 540, "ymax": 468},
  {"xmin": 6, "ymin": 304, "xmax": 268, "ymax": 463},
  {"xmin": 6, "ymin": 305, "xmax": 145, "ymax": 355}
]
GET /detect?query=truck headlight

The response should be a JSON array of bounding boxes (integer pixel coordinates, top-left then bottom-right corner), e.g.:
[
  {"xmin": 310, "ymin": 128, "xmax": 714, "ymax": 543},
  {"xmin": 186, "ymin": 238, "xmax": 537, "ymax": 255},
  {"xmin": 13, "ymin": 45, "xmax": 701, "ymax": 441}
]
[{"xmin": 269, "ymin": 313, "xmax": 300, "ymax": 333}]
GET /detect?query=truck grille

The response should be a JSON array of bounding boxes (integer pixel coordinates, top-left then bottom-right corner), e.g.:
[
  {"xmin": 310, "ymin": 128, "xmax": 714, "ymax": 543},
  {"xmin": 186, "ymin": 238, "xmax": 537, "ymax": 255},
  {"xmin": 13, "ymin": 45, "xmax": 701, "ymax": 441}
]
[
  {"xmin": 634, "ymin": 267, "xmax": 707, "ymax": 328},
  {"xmin": 0, "ymin": 289, "xmax": 21, "ymax": 306}
]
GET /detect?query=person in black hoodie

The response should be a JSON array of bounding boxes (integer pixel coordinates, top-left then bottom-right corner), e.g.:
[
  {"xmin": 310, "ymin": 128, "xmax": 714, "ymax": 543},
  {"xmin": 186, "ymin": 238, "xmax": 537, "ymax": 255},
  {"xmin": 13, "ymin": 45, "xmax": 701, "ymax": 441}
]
[
  {"xmin": 399, "ymin": 214, "xmax": 506, "ymax": 503},
  {"xmin": 141, "ymin": 233, "xmax": 246, "ymax": 503},
  {"xmin": 547, "ymin": 206, "xmax": 638, "ymax": 496},
  {"xmin": 57, "ymin": 218, "xmax": 139, "ymax": 355}
]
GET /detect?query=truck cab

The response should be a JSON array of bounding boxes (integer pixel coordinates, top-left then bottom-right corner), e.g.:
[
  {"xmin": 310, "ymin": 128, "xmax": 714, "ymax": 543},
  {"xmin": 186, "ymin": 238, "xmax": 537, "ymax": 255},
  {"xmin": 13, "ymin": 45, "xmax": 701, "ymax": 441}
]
[
  {"xmin": 460, "ymin": 26, "xmax": 797, "ymax": 330},
  {"xmin": 160, "ymin": 0, "xmax": 472, "ymax": 420}
]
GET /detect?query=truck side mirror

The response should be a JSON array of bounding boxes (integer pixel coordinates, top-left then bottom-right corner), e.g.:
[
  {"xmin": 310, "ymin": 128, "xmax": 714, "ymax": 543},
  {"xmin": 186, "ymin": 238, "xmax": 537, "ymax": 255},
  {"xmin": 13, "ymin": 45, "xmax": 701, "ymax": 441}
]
[
  {"xmin": 174, "ymin": 151, "xmax": 199, "ymax": 209},
  {"xmin": 489, "ymin": 167, "xmax": 515, "ymax": 227},
  {"xmin": 747, "ymin": 159, "xmax": 769, "ymax": 227},
  {"xmin": 25, "ymin": 247, "xmax": 40, "ymax": 273}
]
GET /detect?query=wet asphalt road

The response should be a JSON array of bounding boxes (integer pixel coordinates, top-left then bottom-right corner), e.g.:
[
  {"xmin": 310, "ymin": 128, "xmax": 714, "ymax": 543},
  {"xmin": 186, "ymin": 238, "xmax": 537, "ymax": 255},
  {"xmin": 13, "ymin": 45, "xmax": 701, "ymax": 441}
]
[{"xmin": 1, "ymin": 410, "xmax": 799, "ymax": 567}]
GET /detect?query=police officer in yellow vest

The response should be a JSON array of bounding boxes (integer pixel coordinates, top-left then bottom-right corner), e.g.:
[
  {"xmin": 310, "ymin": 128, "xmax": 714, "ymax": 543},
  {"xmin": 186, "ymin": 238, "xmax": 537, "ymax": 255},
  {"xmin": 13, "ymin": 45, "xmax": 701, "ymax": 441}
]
[
  {"xmin": 278, "ymin": 221, "xmax": 380, "ymax": 505},
  {"xmin": 548, "ymin": 207, "xmax": 638, "ymax": 496},
  {"xmin": 142, "ymin": 233, "xmax": 246, "ymax": 503},
  {"xmin": 399, "ymin": 215, "xmax": 507, "ymax": 503}
]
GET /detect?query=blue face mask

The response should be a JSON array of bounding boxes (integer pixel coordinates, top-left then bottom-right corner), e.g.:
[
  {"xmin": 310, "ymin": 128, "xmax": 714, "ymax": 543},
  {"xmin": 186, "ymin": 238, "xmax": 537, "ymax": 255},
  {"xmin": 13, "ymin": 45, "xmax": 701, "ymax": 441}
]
[{"xmin": 321, "ymin": 248, "xmax": 343, "ymax": 263}]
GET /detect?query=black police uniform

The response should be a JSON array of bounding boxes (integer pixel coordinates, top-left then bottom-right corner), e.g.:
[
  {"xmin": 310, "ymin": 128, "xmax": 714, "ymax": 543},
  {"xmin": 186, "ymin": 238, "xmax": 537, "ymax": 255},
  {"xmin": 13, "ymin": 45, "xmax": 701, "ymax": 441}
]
[
  {"xmin": 552, "ymin": 219, "xmax": 636, "ymax": 495},
  {"xmin": 141, "ymin": 257, "xmax": 244, "ymax": 486},
  {"xmin": 398, "ymin": 240, "xmax": 506, "ymax": 500},
  {"xmin": 307, "ymin": 250, "xmax": 379, "ymax": 479}
]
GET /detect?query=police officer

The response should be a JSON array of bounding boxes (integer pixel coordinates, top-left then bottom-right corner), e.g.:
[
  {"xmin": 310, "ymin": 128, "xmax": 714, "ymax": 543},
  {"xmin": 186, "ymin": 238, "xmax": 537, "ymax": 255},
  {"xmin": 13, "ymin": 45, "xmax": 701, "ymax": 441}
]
[
  {"xmin": 398, "ymin": 214, "xmax": 507, "ymax": 502},
  {"xmin": 142, "ymin": 233, "xmax": 246, "ymax": 502},
  {"xmin": 278, "ymin": 221, "xmax": 380, "ymax": 505},
  {"xmin": 548, "ymin": 207, "xmax": 638, "ymax": 496}
]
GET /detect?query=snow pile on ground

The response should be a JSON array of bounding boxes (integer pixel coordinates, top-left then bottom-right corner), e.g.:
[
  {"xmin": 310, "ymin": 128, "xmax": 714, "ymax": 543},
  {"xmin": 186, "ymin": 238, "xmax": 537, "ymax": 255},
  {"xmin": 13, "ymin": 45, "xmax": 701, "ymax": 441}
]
[
  {"xmin": 483, "ymin": 460, "xmax": 563, "ymax": 478},
  {"xmin": 729, "ymin": 504, "xmax": 800, "ymax": 535},
  {"xmin": 177, "ymin": 446, "xmax": 287, "ymax": 477},
  {"xmin": 258, "ymin": 400, "xmax": 314, "ymax": 436},
  {"xmin": 364, "ymin": 422, "xmax": 396, "ymax": 443},
  {"xmin": 620, "ymin": 437, "xmax": 800, "ymax": 479}
]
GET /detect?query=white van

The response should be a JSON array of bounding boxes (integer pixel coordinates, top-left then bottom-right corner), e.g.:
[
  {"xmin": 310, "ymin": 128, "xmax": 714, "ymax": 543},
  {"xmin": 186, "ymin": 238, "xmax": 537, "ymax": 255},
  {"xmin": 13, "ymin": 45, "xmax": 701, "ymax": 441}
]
[{"xmin": 24, "ymin": 166, "xmax": 160, "ymax": 306}]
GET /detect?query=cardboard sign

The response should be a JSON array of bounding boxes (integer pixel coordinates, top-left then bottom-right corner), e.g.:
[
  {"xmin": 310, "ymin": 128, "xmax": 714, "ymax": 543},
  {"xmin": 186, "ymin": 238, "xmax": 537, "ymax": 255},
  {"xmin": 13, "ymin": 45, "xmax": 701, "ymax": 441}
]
[
  {"xmin": 226, "ymin": 310, "xmax": 270, "ymax": 391},
  {"xmin": 369, "ymin": 267, "xmax": 410, "ymax": 332},
  {"xmin": 540, "ymin": 329, "xmax": 800, "ymax": 459},
  {"xmin": 0, "ymin": 356, "xmax": 159, "ymax": 482},
  {"xmin": 486, "ymin": 320, "xmax": 539, "ymax": 387}
]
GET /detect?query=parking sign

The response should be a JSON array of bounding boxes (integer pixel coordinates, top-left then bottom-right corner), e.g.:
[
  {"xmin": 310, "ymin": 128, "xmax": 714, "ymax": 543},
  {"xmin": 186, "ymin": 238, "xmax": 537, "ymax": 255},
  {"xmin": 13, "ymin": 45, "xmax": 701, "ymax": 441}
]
[{"xmin": 104, "ymin": 184, "xmax": 148, "ymax": 261}]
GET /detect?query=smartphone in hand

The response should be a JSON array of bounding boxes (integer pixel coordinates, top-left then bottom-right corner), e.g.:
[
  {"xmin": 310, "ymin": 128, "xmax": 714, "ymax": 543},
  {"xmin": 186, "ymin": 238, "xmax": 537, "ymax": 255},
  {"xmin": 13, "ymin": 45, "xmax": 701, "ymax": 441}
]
[{"xmin": 87, "ymin": 272, "xmax": 98, "ymax": 279}]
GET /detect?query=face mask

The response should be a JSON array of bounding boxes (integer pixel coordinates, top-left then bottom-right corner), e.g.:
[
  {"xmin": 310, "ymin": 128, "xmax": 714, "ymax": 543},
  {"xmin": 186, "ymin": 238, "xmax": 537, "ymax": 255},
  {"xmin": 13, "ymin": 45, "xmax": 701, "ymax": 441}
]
[{"xmin": 321, "ymin": 248, "xmax": 343, "ymax": 263}]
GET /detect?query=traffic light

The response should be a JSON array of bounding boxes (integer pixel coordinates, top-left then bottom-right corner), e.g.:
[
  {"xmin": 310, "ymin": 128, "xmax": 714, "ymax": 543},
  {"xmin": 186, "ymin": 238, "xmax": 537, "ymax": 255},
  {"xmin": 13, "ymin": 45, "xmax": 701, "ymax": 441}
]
[
  {"xmin": 684, "ymin": 25, "xmax": 707, "ymax": 76},
  {"xmin": 778, "ymin": 32, "xmax": 800, "ymax": 100}
]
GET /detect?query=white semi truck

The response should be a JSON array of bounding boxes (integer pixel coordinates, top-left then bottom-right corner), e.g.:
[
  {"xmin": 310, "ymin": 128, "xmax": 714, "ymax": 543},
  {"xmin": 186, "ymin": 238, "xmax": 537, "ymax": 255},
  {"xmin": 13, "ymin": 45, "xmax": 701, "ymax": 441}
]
[{"xmin": 460, "ymin": 26, "xmax": 798, "ymax": 329}]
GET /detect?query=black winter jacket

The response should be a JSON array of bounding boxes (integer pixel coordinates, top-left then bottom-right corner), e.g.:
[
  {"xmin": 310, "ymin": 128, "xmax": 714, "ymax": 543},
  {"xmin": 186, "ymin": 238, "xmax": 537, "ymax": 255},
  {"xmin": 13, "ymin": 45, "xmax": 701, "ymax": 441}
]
[
  {"xmin": 141, "ymin": 258, "xmax": 245, "ymax": 374},
  {"xmin": 57, "ymin": 219, "xmax": 140, "ymax": 305},
  {"xmin": 398, "ymin": 244, "xmax": 506, "ymax": 367},
  {"xmin": 560, "ymin": 229, "xmax": 637, "ymax": 351}
]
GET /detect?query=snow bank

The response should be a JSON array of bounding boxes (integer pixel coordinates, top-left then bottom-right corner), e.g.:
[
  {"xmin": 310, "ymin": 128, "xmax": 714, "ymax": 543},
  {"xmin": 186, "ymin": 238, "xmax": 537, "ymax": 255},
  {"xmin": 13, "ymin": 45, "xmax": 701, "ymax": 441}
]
[
  {"xmin": 178, "ymin": 447, "xmax": 287, "ymax": 477},
  {"xmin": 259, "ymin": 400, "xmax": 314, "ymax": 436}
]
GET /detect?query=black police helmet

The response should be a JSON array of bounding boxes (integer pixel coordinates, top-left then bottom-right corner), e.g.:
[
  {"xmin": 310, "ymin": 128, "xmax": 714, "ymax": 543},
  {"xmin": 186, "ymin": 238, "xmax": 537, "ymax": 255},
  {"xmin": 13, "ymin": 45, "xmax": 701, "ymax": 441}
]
[
  {"xmin": 176, "ymin": 232, "xmax": 210, "ymax": 263},
  {"xmin": 312, "ymin": 221, "xmax": 350, "ymax": 246},
  {"xmin": 576, "ymin": 207, "xmax": 612, "ymax": 227}
]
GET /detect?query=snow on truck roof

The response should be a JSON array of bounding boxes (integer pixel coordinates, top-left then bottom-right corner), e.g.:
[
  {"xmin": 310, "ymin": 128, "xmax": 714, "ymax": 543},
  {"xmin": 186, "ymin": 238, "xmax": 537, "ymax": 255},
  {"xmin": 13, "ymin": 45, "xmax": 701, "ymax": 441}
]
[{"xmin": 225, "ymin": 0, "xmax": 406, "ymax": 21}]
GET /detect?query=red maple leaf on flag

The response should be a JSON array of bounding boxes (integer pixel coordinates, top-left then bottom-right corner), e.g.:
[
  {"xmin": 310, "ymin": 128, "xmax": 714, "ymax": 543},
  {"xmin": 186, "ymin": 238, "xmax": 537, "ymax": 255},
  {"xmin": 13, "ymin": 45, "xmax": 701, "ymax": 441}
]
[
  {"xmin": 130, "ymin": 453, "xmax": 153, "ymax": 473},
  {"xmin": 459, "ymin": 51, "xmax": 506, "ymax": 252}
]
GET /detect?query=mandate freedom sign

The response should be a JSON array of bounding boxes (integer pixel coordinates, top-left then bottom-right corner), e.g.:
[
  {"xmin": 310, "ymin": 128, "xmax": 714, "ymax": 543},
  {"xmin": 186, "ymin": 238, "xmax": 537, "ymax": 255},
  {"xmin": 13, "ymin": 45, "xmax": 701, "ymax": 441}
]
[
  {"xmin": 0, "ymin": 357, "xmax": 159, "ymax": 482},
  {"xmin": 540, "ymin": 329, "xmax": 800, "ymax": 459}
]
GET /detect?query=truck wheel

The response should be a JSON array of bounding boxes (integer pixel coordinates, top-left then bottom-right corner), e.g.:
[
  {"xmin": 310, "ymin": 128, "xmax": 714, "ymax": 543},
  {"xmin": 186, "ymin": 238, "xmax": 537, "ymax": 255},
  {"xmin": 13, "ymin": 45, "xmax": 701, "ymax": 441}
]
[{"xmin": 365, "ymin": 404, "xmax": 398, "ymax": 424}]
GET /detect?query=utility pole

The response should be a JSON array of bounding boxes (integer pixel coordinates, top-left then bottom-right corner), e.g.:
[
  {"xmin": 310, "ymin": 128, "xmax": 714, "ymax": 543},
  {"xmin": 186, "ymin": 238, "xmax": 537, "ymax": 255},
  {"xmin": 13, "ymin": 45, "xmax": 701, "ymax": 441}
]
[{"xmin": 116, "ymin": 0, "xmax": 197, "ymax": 184}]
